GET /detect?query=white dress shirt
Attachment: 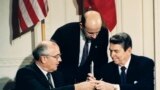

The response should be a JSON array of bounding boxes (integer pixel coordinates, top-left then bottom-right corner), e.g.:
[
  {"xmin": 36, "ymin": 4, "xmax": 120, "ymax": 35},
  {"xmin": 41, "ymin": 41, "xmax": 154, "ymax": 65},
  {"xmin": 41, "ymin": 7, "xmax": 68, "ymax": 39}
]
[
  {"xmin": 78, "ymin": 30, "xmax": 91, "ymax": 66},
  {"xmin": 36, "ymin": 63, "xmax": 55, "ymax": 88}
]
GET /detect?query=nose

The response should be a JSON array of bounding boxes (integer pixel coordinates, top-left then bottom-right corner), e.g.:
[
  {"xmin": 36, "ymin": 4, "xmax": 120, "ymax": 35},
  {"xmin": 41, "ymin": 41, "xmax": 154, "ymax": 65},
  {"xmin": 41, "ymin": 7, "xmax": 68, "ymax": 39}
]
[
  {"xmin": 110, "ymin": 51, "xmax": 115, "ymax": 57},
  {"xmin": 58, "ymin": 57, "xmax": 62, "ymax": 62},
  {"xmin": 90, "ymin": 34, "xmax": 97, "ymax": 39}
]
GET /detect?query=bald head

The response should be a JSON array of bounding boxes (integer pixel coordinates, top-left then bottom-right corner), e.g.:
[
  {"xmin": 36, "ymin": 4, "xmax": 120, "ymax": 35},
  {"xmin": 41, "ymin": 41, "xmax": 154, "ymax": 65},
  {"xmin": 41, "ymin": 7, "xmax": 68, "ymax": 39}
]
[
  {"xmin": 84, "ymin": 11, "xmax": 102, "ymax": 31},
  {"xmin": 81, "ymin": 10, "xmax": 102, "ymax": 39}
]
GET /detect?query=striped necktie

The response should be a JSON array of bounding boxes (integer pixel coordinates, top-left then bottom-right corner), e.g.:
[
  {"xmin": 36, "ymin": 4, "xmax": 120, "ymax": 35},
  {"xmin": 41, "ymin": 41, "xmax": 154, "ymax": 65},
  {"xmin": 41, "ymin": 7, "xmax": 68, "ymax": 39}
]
[{"xmin": 47, "ymin": 73, "xmax": 54, "ymax": 89}]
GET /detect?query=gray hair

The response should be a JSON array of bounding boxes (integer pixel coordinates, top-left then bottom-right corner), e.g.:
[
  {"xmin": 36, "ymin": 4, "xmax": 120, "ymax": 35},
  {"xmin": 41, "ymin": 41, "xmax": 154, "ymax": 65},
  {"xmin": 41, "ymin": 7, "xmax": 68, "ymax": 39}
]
[{"xmin": 32, "ymin": 40, "xmax": 57, "ymax": 61}]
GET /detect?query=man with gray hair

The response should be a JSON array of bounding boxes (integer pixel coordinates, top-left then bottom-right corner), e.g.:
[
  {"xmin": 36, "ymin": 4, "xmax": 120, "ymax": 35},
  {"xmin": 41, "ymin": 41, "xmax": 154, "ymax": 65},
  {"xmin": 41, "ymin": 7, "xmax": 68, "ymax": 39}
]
[{"xmin": 15, "ymin": 40, "xmax": 96, "ymax": 90}]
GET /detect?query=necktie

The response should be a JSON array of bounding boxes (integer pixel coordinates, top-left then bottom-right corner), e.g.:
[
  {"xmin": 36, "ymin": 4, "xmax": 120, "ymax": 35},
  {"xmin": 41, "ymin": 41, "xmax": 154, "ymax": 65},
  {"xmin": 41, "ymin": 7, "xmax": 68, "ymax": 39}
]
[
  {"xmin": 80, "ymin": 39, "xmax": 89, "ymax": 66},
  {"xmin": 47, "ymin": 73, "xmax": 54, "ymax": 89},
  {"xmin": 120, "ymin": 66, "xmax": 126, "ymax": 84}
]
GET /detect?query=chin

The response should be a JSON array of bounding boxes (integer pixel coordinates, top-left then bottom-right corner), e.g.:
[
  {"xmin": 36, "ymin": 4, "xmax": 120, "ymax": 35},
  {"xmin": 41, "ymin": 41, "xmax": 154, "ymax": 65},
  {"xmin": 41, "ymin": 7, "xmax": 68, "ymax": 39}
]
[
  {"xmin": 113, "ymin": 61, "xmax": 119, "ymax": 64},
  {"xmin": 52, "ymin": 68, "xmax": 57, "ymax": 72},
  {"xmin": 54, "ymin": 68, "xmax": 57, "ymax": 71}
]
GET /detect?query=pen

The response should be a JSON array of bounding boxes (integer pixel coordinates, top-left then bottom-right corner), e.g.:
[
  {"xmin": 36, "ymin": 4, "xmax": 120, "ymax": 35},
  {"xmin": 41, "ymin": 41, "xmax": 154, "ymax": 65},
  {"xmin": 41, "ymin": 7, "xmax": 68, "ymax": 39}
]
[{"xmin": 100, "ymin": 78, "xmax": 103, "ymax": 81}]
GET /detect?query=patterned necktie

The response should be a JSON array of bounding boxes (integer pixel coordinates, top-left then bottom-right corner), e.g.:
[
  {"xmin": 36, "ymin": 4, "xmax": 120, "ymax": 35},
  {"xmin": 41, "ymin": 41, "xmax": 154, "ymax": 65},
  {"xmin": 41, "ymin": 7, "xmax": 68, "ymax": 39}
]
[
  {"xmin": 47, "ymin": 73, "xmax": 54, "ymax": 89},
  {"xmin": 80, "ymin": 39, "xmax": 89, "ymax": 66},
  {"xmin": 120, "ymin": 66, "xmax": 126, "ymax": 84}
]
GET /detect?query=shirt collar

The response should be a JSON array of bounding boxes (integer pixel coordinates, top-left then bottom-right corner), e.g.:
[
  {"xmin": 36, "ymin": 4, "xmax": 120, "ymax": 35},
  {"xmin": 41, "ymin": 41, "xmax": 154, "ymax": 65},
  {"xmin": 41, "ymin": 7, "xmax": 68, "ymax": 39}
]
[
  {"xmin": 124, "ymin": 56, "xmax": 131, "ymax": 69},
  {"xmin": 36, "ymin": 63, "xmax": 48, "ymax": 78},
  {"xmin": 118, "ymin": 56, "xmax": 131, "ymax": 72}
]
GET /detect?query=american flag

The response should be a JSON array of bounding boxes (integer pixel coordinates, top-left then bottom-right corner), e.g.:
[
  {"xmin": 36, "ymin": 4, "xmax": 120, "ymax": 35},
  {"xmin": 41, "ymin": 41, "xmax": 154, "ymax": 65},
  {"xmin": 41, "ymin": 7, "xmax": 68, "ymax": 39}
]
[{"xmin": 18, "ymin": 0, "xmax": 48, "ymax": 32}]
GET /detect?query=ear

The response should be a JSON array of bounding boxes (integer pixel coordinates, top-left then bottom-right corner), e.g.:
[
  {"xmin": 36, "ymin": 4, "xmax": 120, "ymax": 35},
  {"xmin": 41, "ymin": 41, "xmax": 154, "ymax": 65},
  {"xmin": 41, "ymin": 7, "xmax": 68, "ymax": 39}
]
[
  {"xmin": 40, "ymin": 56, "xmax": 47, "ymax": 64},
  {"xmin": 79, "ymin": 23, "xmax": 83, "ymax": 29},
  {"xmin": 127, "ymin": 47, "xmax": 132, "ymax": 53}
]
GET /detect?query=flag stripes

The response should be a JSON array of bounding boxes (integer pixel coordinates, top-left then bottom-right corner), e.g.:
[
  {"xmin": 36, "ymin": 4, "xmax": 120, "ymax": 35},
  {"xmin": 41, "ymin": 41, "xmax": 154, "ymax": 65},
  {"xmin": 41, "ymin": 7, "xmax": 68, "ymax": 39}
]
[{"xmin": 18, "ymin": 0, "xmax": 48, "ymax": 32}]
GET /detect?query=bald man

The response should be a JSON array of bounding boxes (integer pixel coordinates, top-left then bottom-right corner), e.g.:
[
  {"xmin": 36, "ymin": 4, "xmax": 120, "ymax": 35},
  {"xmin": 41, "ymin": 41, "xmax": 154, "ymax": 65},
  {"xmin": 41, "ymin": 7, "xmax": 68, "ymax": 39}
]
[
  {"xmin": 51, "ymin": 10, "xmax": 109, "ymax": 85},
  {"xmin": 15, "ymin": 41, "xmax": 96, "ymax": 90}
]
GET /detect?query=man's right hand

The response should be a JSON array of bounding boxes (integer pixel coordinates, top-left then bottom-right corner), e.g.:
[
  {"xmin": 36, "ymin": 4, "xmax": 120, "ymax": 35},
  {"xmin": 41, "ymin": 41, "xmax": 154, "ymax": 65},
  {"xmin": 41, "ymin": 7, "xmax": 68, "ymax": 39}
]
[{"xmin": 75, "ymin": 81, "xmax": 96, "ymax": 90}]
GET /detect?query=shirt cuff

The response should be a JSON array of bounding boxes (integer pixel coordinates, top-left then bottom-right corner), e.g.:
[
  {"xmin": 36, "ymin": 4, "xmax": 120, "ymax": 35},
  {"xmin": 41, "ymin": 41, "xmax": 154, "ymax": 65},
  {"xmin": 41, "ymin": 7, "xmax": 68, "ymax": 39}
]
[{"xmin": 113, "ymin": 84, "xmax": 120, "ymax": 90}]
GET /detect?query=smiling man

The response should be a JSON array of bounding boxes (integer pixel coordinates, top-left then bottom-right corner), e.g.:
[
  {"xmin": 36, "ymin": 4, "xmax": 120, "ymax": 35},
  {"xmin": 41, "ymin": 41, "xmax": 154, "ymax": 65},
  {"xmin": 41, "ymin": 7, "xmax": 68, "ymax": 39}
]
[{"xmin": 96, "ymin": 32, "xmax": 154, "ymax": 90}]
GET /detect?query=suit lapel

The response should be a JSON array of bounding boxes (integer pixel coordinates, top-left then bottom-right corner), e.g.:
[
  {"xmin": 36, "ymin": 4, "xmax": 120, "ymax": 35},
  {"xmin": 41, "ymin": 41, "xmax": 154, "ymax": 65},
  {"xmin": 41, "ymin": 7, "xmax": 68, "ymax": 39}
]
[
  {"xmin": 104, "ymin": 63, "xmax": 121, "ymax": 83},
  {"xmin": 126, "ymin": 55, "xmax": 138, "ymax": 83},
  {"xmin": 74, "ymin": 26, "xmax": 80, "ymax": 66},
  {"xmin": 31, "ymin": 63, "xmax": 50, "ymax": 87},
  {"xmin": 113, "ymin": 64, "xmax": 121, "ymax": 83},
  {"xmin": 51, "ymin": 71, "xmax": 65, "ymax": 87}
]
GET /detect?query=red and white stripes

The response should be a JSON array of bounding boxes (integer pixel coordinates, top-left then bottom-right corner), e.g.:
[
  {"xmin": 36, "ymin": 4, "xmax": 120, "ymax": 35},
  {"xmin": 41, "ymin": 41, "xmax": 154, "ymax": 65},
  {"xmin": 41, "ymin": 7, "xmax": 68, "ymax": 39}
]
[{"xmin": 18, "ymin": 0, "xmax": 48, "ymax": 32}]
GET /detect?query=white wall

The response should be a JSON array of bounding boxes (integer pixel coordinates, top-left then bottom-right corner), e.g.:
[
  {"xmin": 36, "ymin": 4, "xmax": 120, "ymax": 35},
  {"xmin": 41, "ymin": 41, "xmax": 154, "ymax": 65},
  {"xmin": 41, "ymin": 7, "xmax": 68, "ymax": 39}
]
[
  {"xmin": 154, "ymin": 0, "xmax": 160, "ymax": 89},
  {"xmin": 0, "ymin": 0, "xmax": 159, "ymax": 90}
]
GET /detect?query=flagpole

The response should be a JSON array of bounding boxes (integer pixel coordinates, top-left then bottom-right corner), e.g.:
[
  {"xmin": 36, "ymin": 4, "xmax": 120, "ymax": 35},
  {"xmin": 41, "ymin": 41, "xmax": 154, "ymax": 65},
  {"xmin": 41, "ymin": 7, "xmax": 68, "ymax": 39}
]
[
  {"xmin": 82, "ymin": 0, "xmax": 84, "ymax": 14},
  {"xmin": 41, "ymin": 19, "xmax": 46, "ymax": 41}
]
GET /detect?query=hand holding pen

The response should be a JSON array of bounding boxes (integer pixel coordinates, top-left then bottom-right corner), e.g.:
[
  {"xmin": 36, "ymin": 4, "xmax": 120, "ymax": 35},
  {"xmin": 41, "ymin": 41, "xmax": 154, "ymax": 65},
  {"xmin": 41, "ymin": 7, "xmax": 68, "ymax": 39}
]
[{"xmin": 87, "ymin": 73, "xmax": 115, "ymax": 90}]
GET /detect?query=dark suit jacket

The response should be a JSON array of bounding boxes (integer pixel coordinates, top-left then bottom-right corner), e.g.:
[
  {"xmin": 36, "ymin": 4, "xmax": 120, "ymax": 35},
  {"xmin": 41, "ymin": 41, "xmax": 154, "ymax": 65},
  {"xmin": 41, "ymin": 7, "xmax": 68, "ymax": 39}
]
[
  {"xmin": 99, "ymin": 54, "xmax": 154, "ymax": 90},
  {"xmin": 51, "ymin": 22, "xmax": 108, "ymax": 84},
  {"xmin": 15, "ymin": 63, "xmax": 74, "ymax": 90}
]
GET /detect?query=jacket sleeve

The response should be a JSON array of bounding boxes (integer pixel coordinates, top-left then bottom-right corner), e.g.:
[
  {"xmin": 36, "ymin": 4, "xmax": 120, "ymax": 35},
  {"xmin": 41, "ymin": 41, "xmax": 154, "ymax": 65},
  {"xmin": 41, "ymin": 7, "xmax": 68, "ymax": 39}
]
[{"xmin": 52, "ymin": 85, "xmax": 74, "ymax": 90}]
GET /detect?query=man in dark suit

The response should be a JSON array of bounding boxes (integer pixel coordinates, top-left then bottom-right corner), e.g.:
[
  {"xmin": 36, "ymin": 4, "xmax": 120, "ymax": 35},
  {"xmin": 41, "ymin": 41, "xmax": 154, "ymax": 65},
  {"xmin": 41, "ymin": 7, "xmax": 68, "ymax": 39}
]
[
  {"xmin": 51, "ymin": 10, "xmax": 108, "ymax": 84},
  {"xmin": 93, "ymin": 32, "xmax": 154, "ymax": 90},
  {"xmin": 15, "ymin": 41, "xmax": 96, "ymax": 90}
]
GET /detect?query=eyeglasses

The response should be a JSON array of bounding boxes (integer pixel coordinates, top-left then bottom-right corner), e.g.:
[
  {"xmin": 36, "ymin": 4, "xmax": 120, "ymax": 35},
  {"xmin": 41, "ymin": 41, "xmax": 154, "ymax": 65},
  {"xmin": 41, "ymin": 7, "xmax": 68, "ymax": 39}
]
[{"xmin": 43, "ymin": 54, "xmax": 61, "ymax": 60}]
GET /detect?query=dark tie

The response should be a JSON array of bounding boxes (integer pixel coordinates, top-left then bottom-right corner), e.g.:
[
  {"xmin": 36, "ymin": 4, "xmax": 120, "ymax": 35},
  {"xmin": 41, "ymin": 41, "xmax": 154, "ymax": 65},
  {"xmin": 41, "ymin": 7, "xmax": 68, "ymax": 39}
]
[
  {"xmin": 47, "ymin": 73, "xmax": 54, "ymax": 89},
  {"xmin": 120, "ymin": 66, "xmax": 126, "ymax": 84},
  {"xmin": 80, "ymin": 39, "xmax": 89, "ymax": 66}
]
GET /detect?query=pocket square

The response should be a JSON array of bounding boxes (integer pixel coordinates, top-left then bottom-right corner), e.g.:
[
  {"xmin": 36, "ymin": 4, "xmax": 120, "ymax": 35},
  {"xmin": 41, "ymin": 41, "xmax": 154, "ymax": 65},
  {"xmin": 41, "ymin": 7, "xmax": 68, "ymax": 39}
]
[
  {"xmin": 133, "ymin": 80, "xmax": 138, "ymax": 84},
  {"xmin": 95, "ymin": 45, "xmax": 98, "ymax": 48}
]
